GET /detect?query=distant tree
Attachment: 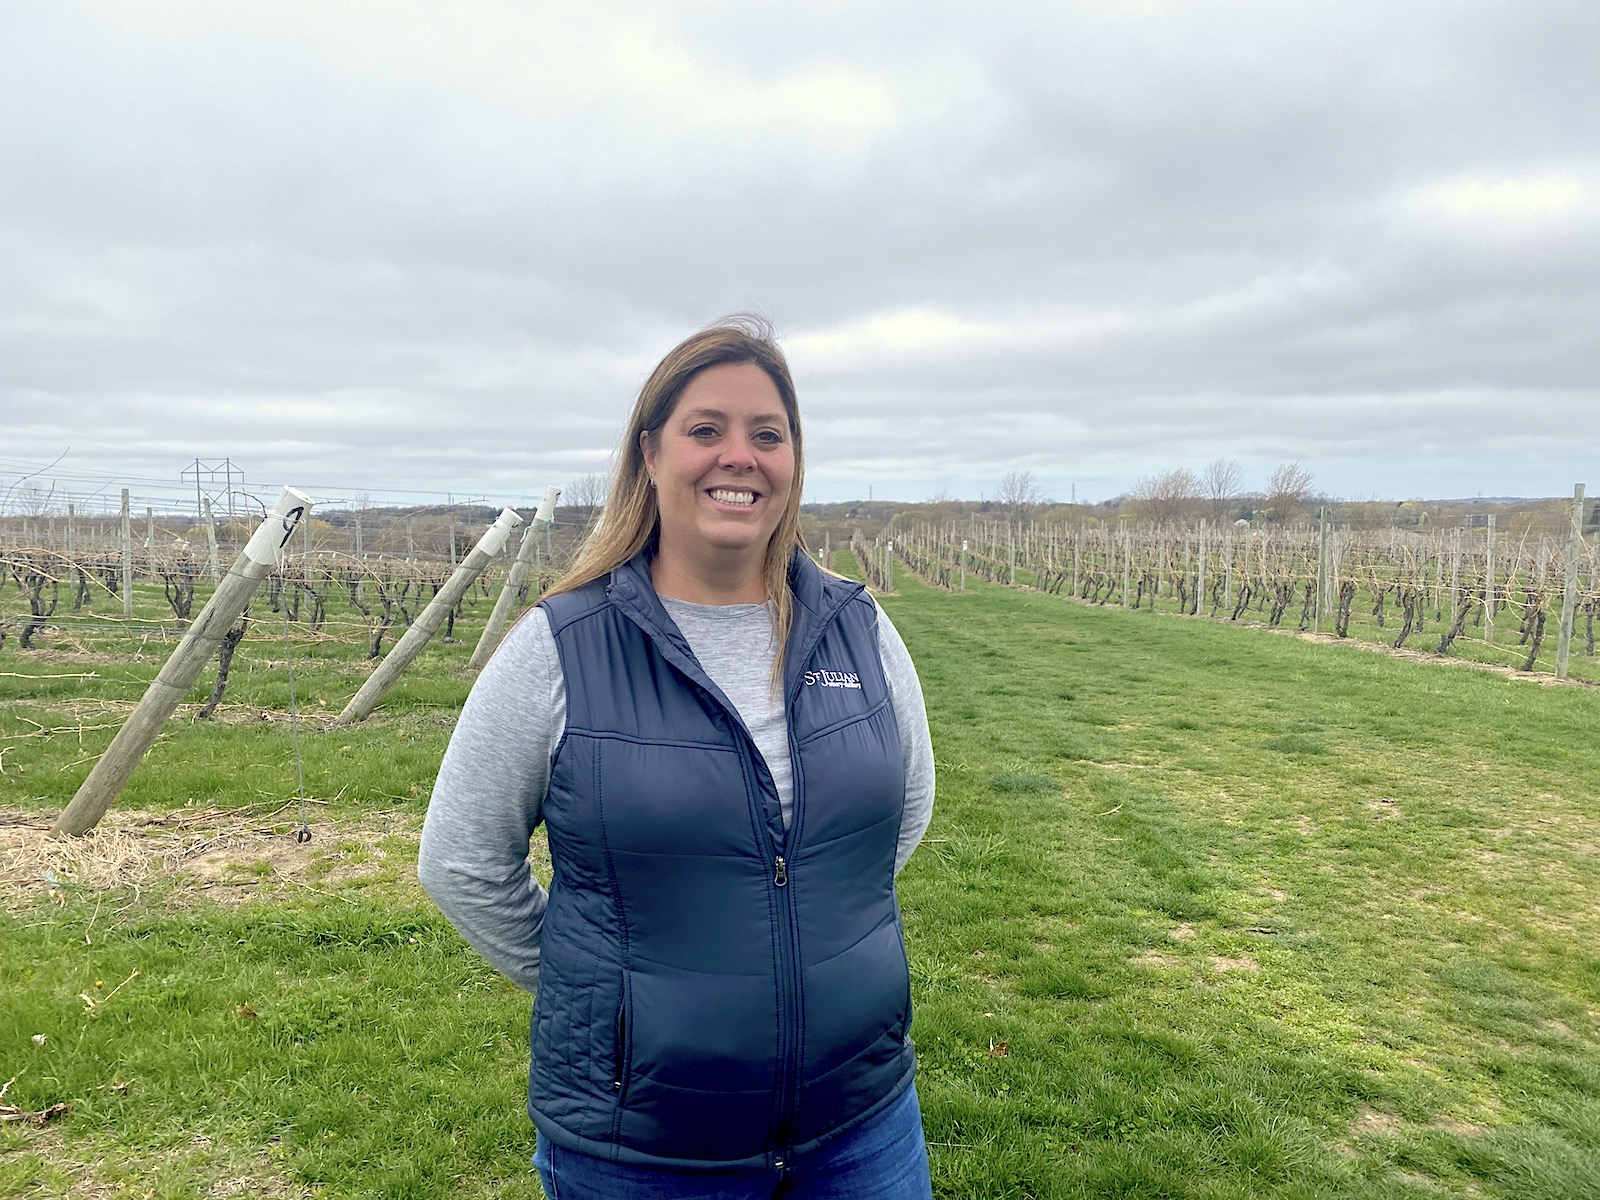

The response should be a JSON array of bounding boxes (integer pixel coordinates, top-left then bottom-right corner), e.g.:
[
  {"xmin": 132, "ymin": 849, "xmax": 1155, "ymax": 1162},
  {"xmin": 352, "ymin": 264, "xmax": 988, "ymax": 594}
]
[
  {"xmin": 9, "ymin": 481, "xmax": 56, "ymax": 518},
  {"xmin": 1201, "ymin": 458, "xmax": 1242, "ymax": 523},
  {"xmin": 1129, "ymin": 468, "xmax": 1201, "ymax": 526},
  {"xmin": 924, "ymin": 490, "xmax": 959, "ymax": 522},
  {"xmin": 565, "ymin": 472, "xmax": 608, "ymax": 533},
  {"xmin": 1264, "ymin": 461, "xmax": 1315, "ymax": 523},
  {"xmin": 1338, "ymin": 495, "xmax": 1391, "ymax": 530},
  {"xmin": 566, "ymin": 472, "xmax": 608, "ymax": 510},
  {"xmin": 996, "ymin": 470, "xmax": 1045, "ymax": 515}
]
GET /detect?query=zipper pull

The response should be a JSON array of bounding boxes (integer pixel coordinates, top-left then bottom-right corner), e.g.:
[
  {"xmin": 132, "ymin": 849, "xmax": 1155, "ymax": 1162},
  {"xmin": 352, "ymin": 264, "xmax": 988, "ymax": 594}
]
[{"xmin": 774, "ymin": 856, "xmax": 788, "ymax": 887}]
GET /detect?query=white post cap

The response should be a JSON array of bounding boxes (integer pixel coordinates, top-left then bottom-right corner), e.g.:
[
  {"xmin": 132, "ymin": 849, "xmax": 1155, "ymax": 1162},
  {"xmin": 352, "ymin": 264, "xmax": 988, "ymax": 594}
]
[
  {"xmin": 474, "ymin": 507, "xmax": 524, "ymax": 557},
  {"xmin": 532, "ymin": 485, "xmax": 561, "ymax": 526},
  {"xmin": 243, "ymin": 487, "xmax": 315, "ymax": 566}
]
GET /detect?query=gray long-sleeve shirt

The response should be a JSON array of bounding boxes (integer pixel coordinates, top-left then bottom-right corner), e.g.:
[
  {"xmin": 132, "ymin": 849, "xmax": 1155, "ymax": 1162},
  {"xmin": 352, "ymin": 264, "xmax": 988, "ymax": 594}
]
[{"xmin": 418, "ymin": 595, "xmax": 935, "ymax": 994}]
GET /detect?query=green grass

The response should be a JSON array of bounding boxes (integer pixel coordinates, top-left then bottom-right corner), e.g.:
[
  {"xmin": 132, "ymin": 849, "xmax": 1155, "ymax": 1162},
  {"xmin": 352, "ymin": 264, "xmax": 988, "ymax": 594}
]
[
  {"xmin": 867, "ymin": 556, "xmax": 1600, "ymax": 1199},
  {"xmin": 4, "ymin": 566, "xmax": 1600, "ymax": 1196}
]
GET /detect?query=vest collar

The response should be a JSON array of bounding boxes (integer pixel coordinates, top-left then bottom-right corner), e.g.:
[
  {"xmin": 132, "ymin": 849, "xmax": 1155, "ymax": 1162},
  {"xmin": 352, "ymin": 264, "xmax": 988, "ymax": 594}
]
[{"xmin": 604, "ymin": 546, "xmax": 865, "ymax": 700}]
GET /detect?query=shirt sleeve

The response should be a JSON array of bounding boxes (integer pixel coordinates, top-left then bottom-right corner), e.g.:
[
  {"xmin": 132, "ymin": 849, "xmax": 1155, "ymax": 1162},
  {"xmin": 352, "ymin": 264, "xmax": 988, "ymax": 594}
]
[
  {"xmin": 873, "ymin": 599, "xmax": 935, "ymax": 874},
  {"xmin": 418, "ymin": 606, "xmax": 564, "ymax": 993}
]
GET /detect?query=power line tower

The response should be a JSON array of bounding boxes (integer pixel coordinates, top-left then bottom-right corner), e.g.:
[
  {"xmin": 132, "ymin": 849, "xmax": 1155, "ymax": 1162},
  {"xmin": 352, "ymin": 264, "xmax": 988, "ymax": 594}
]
[{"xmin": 181, "ymin": 459, "xmax": 243, "ymax": 523}]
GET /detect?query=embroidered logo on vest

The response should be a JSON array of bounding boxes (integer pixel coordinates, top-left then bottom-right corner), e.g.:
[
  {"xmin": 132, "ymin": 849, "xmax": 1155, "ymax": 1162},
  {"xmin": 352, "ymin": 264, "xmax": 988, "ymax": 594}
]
[{"xmin": 803, "ymin": 668, "xmax": 861, "ymax": 689}]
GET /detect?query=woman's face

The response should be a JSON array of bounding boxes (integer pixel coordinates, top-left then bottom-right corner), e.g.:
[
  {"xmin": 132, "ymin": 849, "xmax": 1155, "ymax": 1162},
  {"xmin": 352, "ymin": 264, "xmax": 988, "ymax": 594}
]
[{"xmin": 643, "ymin": 361, "xmax": 797, "ymax": 568}]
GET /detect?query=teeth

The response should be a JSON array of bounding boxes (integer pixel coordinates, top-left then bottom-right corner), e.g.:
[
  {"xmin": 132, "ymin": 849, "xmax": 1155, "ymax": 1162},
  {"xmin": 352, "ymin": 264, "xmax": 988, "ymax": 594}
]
[{"xmin": 709, "ymin": 489, "xmax": 756, "ymax": 506}]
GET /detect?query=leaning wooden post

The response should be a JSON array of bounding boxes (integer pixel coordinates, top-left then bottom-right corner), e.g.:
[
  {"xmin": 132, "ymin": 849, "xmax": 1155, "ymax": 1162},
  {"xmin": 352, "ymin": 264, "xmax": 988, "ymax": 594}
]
[
  {"xmin": 1556, "ymin": 483, "xmax": 1586, "ymax": 681},
  {"xmin": 51, "ymin": 487, "xmax": 313, "ymax": 838},
  {"xmin": 469, "ymin": 487, "xmax": 560, "ymax": 670},
  {"xmin": 336, "ymin": 508, "xmax": 523, "ymax": 724}
]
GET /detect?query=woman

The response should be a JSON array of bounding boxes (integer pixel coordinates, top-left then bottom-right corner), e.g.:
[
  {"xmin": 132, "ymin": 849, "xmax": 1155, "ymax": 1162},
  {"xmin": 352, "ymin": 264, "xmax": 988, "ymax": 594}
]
[{"xmin": 419, "ymin": 315, "xmax": 936, "ymax": 1199}]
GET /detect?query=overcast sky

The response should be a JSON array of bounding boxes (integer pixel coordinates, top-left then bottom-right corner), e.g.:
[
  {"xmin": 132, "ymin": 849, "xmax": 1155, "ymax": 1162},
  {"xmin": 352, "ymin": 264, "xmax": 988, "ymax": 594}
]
[{"xmin": 2, "ymin": 0, "xmax": 1596, "ymax": 516}]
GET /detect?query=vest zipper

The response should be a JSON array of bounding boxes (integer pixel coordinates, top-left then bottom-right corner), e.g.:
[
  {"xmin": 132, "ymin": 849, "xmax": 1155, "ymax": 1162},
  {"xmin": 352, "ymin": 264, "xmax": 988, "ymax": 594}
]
[
  {"xmin": 769, "ymin": 838, "xmax": 801, "ymax": 1166},
  {"xmin": 768, "ymin": 655, "xmax": 817, "ymax": 1163}
]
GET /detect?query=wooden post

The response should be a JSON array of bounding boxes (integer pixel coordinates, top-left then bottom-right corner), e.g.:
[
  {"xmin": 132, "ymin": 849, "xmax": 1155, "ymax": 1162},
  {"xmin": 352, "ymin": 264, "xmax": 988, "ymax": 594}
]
[
  {"xmin": 1196, "ymin": 521, "xmax": 1208, "ymax": 617},
  {"xmin": 51, "ymin": 488, "xmax": 313, "ymax": 837},
  {"xmin": 303, "ymin": 511, "xmax": 314, "ymax": 585},
  {"xmin": 66, "ymin": 504, "xmax": 81, "ymax": 606},
  {"xmin": 1007, "ymin": 524, "xmax": 1016, "ymax": 586},
  {"xmin": 1556, "ymin": 484, "xmax": 1586, "ymax": 680},
  {"xmin": 146, "ymin": 507, "xmax": 156, "ymax": 580},
  {"xmin": 1222, "ymin": 528, "xmax": 1233, "ymax": 613},
  {"xmin": 1448, "ymin": 526, "xmax": 1461, "ymax": 633},
  {"xmin": 960, "ymin": 539, "xmax": 967, "ymax": 592},
  {"xmin": 203, "ymin": 498, "xmax": 221, "ymax": 582},
  {"xmin": 885, "ymin": 539, "xmax": 894, "ymax": 594},
  {"xmin": 1315, "ymin": 507, "xmax": 1328, "ymax": 633},
  {"xmin": 1072, "ymin": 524, "xmax": 1082, "ymax": 597},
  {"xmin": 1123, "ymin": 533, "xmax": 1132, "ymax": 609},
  {"xmin": 469, "ymin": 487, "xmax": 560, "ymax": 670},
  {"xmin": 1484, "ymin": 515, "xmax": 1496, "ymax": 646},
  {"xmin": 337, "ymin": 508, "xmax": 523, "ymax": 724},
  {"xmin": 120, "ymin": 489, "xmax": 133, "ymax": 617},
  {"xmin": 354, "ymin": 515, "xmax": 364, "ymax": 559}
]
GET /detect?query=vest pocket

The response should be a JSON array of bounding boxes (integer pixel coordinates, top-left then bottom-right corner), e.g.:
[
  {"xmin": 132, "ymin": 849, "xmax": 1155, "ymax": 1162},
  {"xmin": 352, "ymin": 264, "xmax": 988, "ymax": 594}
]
[{"xmin": 611, "ymin": 973, "xmax": 633, "ymax": 1104}]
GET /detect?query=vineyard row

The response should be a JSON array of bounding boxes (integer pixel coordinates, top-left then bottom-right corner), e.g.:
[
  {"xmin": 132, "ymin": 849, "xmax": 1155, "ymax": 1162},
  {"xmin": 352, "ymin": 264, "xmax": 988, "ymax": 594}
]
[{"xmin": 859, "ymin": 514, "xmax": 1600, "ymax": 681}]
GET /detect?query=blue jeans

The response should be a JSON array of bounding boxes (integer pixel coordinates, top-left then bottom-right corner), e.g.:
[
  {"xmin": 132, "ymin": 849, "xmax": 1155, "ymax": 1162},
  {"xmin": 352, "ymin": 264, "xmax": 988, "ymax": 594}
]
[{"xmin": 533, "ymin": 1082, "xmax": 933, "ymax": 1199}]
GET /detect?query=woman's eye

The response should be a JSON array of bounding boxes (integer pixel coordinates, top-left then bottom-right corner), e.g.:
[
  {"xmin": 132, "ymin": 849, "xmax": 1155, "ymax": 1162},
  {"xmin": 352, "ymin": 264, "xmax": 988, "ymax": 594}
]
[
  {"xmin": 754, "ymin": 429, "xmax": 784, "ymax": 446},
  {"xmin": 689, "ymin": 425, "xmax": 719, "ymax": 440}
]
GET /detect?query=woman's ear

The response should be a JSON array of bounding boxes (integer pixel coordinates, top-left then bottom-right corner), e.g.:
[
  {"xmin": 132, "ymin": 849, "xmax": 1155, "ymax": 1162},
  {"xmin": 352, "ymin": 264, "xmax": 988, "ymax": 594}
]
[{"xmin": 640, "ymin": 428, "xmax": 655, "ymax": 483}]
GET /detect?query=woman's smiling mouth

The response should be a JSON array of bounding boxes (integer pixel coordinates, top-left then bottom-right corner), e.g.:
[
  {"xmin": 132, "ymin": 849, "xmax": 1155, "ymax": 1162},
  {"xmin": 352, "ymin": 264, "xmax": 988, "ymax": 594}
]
[{"xmin": 707, "ymin": 488, "xmax": 758, "ymax": 507}]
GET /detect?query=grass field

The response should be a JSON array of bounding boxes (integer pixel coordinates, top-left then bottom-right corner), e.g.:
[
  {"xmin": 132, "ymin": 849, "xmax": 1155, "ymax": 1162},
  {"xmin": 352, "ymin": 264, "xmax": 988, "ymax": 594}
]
[{"xmin": 3, "ymin": 561, "xmax": 1599, "ymax": 1197}]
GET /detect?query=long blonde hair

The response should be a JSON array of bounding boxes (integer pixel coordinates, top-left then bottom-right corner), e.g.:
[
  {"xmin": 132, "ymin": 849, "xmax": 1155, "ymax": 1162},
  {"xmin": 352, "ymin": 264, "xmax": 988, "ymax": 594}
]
[{"xmin": 546, "ymin": 314, "xmax": 808, "ymax": 673}]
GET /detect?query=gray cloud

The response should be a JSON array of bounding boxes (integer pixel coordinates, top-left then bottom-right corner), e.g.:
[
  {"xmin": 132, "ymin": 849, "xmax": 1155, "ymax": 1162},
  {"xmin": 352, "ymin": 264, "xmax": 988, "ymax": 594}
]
[{"xmin": 2, "ymin": 0, "xmax": 1596, "ymax": 512}]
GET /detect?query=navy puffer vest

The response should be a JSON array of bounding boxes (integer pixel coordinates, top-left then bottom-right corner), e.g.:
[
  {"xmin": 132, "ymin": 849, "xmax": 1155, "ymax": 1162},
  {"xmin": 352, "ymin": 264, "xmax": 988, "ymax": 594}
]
[{"xmin": 529, "ymin": 549, "xmax": 915, "ymax": 1169}]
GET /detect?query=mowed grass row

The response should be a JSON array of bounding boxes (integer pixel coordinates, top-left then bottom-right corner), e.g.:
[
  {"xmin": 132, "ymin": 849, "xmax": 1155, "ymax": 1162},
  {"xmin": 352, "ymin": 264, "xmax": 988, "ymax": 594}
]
[
  {"xmin": 878, "ymin": 556, "xmax": 1600, "ymax": 1198},
  {"xmin": 2, "ymin": 564, "xmax": 1599, "ymax": 1197}
]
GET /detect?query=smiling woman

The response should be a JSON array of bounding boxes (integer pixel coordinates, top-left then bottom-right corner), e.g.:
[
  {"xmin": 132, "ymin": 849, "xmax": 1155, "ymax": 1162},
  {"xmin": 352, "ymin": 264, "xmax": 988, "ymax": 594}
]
[
  {"xmin": 643, "ymin": 360, "xmax": 798, "ymax": 602},
  {"xmin": 418, "ymin": 315, "xmax": 938, "ymax": 1199}
]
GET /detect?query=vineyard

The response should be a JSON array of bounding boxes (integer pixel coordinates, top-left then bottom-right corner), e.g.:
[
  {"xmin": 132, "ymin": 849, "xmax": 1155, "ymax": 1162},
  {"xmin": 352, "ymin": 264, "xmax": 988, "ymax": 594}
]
[
  {"xmin": 3, "ymin": 491, "xmax": 1596, "ymax": 826},
  {"xmin": 0, "ymin": 498, "xmax": 583, "ymax": 661},
  {"xmin": 863, "ymin": 504, "xmax": 1600, "ymax": 684},
  {"xmin": 3, "ymin": 513, "xmax": 1599, "ymax": 1197}
]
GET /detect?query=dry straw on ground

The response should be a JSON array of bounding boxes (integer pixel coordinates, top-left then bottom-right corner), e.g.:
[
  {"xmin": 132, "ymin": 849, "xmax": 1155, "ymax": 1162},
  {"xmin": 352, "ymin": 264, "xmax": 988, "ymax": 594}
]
[{"xmin": 0, "ymin": 804, "xmax": 413, "ymax": 908}]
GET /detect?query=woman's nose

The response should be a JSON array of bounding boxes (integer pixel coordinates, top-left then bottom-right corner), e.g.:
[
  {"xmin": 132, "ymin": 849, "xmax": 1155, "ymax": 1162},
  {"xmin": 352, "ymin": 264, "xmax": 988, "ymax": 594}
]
[{"xmin": 717, "ymin": 434, "xmax": 758, "ymax": 470}]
